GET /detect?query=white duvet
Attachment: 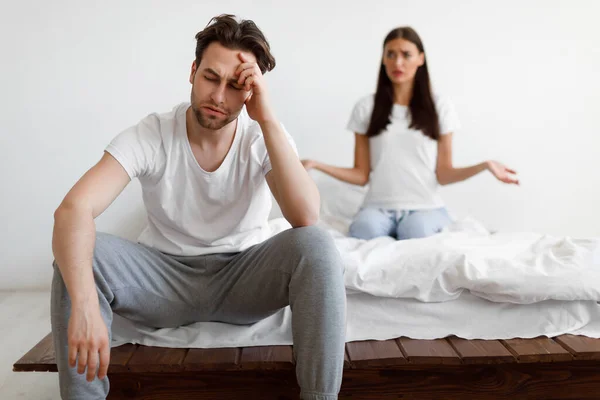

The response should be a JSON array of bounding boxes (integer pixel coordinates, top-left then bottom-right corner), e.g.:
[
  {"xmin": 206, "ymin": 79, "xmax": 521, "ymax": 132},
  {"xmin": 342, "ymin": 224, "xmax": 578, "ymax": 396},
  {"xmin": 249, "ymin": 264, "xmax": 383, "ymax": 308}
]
[
  {"xmin": 302, "ymin": 170, "xmax": 600, "ymax": 305},
  {"xmin": 333, "ymin": 221, "xmax": 600, "ymax": 304}
]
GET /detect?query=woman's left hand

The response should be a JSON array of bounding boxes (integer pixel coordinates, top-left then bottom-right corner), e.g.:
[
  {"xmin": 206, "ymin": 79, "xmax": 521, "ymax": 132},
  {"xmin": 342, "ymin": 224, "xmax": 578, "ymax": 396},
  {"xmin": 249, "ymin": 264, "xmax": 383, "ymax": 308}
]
[{"xmin": 487, "ymin": 160, "xmax": 519, "ymax": 185}]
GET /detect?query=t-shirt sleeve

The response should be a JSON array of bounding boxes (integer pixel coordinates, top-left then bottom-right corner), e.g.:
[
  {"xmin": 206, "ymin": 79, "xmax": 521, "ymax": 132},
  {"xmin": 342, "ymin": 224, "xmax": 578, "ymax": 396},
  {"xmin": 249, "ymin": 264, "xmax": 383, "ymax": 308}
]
[
  {"xmin": 262, "ymin": 123, "xmax": 299, "ymax": 176},
  {"xmin": 436, "ymin": 95, "xmax": 461, "ymax": 135},
  {"xmin": 104, "ymin": 113, "xmax": 162, "ymax": 179},
  {"xmin": 346, "ymin": 96, "xmax": 373, "ymax": 135}
]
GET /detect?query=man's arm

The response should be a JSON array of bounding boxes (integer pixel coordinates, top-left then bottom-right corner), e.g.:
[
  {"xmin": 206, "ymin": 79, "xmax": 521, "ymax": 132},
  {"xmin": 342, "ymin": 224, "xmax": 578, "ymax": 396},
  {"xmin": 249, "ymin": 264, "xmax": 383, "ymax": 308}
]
[
  {"xmin": 53, "ymin": 151, "xmax": 130, "ymax": 381},
  {"xmin": 262, "ymin": 121, "xmax": 320, "ymax": 227},
  {"xmin": 235, "ymin": 52, "xmax": 320, "ymax": 227}
]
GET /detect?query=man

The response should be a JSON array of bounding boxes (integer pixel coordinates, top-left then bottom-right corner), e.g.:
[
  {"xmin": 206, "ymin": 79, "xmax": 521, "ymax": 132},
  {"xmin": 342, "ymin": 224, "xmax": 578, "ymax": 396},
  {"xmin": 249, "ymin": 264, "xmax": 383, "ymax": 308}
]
[{"xmin": 51, "ymin": 14, "xmax": 346, "ymax": 400}]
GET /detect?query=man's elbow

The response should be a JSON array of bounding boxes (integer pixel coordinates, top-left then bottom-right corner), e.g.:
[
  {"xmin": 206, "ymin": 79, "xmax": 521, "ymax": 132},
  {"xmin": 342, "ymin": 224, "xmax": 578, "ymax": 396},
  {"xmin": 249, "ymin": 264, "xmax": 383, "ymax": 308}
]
[
  {"xmin": 54, "ymin": 200, "xmax": 75, "ymax": 221},
  {"xmin": 54, "ymin": 199, "xmax": 92, "ymax": 221},
  {"xmin": 288, "ymin": 209, "xmax": 320, "ymax": 228}
]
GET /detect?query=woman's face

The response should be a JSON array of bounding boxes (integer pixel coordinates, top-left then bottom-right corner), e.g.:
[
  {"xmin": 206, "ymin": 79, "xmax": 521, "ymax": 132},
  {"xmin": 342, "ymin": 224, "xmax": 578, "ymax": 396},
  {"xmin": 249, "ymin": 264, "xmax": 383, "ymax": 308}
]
[{"xmin": 382, "ymin": 37, "xmax": 425, "ymax": 85}]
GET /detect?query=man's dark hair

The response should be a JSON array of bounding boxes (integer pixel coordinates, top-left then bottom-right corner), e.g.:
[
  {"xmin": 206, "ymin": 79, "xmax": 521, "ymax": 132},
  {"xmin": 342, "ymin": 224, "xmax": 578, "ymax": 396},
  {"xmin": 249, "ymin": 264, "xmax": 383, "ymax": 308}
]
[{"xmin": 195, "ymin": 14, "xmax": 276, "ymax": 74}]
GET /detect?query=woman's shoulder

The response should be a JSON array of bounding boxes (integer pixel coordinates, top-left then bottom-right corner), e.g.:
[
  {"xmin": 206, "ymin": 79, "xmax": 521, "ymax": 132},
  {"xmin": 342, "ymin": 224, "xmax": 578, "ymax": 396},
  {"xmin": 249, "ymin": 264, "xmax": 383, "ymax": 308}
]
[
  {"xmin": 350, "ymin": 93, "xmax": 376, "ymax": 117},
  {"xmin": 346, "ymin": 93, "xmax": 375, "ymax": 134},
  {"xmin": 354, "ymin": 93, "xmax": 375, "ymax": 108},
  {"xmin": 431, "ymin": 92, "xmax": 456, "ymax": 110},
  {"xmin": 430, "ymin": 92, "xmax": 461, "ymax": 133}
]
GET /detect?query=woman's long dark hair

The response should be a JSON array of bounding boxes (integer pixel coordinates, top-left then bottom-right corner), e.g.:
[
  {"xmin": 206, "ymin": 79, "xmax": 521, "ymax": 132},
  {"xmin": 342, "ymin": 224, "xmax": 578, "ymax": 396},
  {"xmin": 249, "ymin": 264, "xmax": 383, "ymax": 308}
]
[{"xmin": 365, "ymin": 27, "xmax": 440, "ymax": 140}]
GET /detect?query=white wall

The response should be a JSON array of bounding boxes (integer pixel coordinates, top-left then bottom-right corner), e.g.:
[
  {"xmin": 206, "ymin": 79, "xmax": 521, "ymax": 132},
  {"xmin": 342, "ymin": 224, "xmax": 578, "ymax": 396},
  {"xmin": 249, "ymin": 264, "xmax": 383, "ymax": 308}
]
[{"xmin": 1, "ymin": 0, "xmax": 599, "ymax": 290}]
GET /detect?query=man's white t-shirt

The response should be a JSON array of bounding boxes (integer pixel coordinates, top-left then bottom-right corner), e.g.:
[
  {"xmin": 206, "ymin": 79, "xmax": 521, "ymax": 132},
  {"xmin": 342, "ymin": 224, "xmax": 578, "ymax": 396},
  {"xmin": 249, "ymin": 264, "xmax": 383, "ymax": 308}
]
[
  {"xmin": 105, "ymin": 102, "xmax": 297, "ymax": 256},
  {"xmin": 346, "ymin": 94, "xmax": 460, "ymax": 211}
]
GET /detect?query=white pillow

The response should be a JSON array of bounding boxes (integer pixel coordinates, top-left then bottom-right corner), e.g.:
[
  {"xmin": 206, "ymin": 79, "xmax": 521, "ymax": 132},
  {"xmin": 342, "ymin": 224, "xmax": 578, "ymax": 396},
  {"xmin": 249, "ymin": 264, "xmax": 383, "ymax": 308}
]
[{"xmin": 310, "ymin": 170, "xmax": 367, "ymax": 222}]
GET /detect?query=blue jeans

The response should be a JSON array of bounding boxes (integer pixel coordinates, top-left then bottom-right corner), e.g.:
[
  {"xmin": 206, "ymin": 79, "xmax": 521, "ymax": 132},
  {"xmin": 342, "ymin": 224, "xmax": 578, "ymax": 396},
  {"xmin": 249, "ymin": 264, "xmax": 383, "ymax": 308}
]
[{"xmin": 348, "ymin": 207, "xmax": 452, "ymax": 240}]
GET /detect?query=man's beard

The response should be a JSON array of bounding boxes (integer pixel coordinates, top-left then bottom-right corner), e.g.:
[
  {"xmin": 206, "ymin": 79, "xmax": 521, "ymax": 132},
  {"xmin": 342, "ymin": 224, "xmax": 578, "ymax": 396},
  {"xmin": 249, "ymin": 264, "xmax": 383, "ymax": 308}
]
[
  {"xmin": 191, "ymin": 105, "xmax": 238, "ymax": 130},
  {"xmin": 191, "ymin": 92, "xmax": 238, "ymax": 130}
]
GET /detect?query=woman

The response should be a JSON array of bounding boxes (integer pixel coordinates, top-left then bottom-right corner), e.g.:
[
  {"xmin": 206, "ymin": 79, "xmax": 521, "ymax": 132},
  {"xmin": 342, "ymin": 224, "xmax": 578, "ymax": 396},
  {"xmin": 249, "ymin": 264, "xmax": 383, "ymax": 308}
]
[{"xmin": 302, "ymin": 27, "xmax": 518, "ymax": 240}]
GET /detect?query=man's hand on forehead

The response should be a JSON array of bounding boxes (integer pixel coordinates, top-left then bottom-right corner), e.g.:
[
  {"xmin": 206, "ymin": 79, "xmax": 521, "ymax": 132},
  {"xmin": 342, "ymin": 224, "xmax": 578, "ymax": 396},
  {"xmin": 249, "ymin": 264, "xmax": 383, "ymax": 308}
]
[
  {"xmin": 235, "ymin": 52, "xmax": 263, "ymax": 93},
  {"xmin": 235, "ymin": 52, "xmax": 274, "ymax": 123}
]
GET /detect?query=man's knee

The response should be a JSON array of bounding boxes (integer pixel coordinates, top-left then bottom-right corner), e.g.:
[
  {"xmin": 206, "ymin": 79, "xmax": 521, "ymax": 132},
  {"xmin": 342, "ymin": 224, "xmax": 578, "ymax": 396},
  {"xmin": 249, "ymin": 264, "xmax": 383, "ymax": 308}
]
[
  {"xmin": 282, "ymin": 226, "xmax": 344, "ymax": 276},
  {"xmin": 92, "ymin": 232, "xmax": 127, "ymax": 265},
  {"xmin": 284, "ymin": 225, "xmax": 335, "ymax": 251},
  {"xmin": 94, "ymin": 231, "xmax": 117, "ymax": 252}
]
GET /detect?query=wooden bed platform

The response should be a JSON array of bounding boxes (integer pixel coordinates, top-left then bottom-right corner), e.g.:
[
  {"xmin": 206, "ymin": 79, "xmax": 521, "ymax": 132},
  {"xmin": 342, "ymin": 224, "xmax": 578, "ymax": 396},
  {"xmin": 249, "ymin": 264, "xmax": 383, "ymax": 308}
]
[{"xmin": 14, "ymin": 332, "xmax": 600, "ymax": 399}]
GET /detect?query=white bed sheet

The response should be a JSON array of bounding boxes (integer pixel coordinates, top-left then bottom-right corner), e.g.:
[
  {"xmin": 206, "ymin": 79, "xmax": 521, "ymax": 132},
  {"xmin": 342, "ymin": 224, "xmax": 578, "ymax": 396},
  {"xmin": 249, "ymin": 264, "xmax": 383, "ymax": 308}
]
[{"xmin": 112, "ymin": 291, "xmax": 600, "ymax": 348}]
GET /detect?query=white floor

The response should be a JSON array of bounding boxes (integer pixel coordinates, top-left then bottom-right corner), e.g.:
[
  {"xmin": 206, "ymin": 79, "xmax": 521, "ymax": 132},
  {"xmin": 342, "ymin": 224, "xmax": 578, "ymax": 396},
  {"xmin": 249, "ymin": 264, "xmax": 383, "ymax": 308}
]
[{"xmin": 0, "ymin": 291, "xmax": 60, "ymax": 399}]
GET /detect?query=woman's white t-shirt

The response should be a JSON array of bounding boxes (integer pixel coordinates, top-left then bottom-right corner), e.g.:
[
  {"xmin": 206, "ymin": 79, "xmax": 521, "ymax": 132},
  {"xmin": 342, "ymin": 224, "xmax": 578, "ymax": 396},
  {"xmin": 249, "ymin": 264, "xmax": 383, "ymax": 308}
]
[
  {"xmin": 347, "ymin": 94, "xmax": 460, "ymax": 210},
  {"xmin": 105, "ymin": 102, "xmax": 297, "ymax": 256}
]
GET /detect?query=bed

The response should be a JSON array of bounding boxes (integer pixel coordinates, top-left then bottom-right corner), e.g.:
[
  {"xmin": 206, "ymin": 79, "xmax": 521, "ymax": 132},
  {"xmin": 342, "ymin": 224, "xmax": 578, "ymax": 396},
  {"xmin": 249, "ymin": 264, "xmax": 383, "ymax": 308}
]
[{"xmin": 13, "ymin": 172, "xmax": 600, "ymax": 398}]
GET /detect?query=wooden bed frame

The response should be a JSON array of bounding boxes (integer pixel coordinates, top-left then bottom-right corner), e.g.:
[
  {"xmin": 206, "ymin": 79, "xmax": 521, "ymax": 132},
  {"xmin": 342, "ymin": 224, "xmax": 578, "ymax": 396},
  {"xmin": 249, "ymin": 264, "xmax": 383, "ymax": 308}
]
[{"xmin": 14, "ymin": 332, "xmax": 600, "ymax": 399}]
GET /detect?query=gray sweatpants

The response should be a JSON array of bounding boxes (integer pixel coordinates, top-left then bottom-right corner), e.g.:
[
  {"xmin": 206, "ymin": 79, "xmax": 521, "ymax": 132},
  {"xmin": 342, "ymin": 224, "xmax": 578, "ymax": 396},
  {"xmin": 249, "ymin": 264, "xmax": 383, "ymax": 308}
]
[{"xmin": 51, "ymin": 226, "xmax": 346, "ymax": 400}]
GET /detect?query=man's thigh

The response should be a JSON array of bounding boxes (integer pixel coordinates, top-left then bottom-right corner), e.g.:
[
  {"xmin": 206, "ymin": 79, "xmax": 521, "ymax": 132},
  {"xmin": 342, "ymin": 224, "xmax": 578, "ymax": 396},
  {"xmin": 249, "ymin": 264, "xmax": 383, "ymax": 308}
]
[{"xmin": 207, "ymin": 225, "xmax": 340, "ymax": 324}]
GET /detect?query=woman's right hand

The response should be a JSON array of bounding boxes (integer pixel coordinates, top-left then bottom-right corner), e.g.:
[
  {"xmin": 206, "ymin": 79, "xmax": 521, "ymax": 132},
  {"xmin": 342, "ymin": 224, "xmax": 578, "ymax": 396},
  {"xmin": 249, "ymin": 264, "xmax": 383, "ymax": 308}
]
[
  {"xmin": 68, "ymin": 302, "xmax": 111, "ymax": 382},
  {"xmin": 301, "ymin": 159, "xmax": 318, "ymax": 170}
]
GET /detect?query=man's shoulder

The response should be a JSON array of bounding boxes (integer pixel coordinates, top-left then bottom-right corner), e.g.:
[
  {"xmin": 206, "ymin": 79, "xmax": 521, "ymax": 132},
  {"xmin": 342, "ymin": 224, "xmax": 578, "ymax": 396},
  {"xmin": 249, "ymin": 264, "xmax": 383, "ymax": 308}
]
[
  {"xmin": 147, "ymin": 102, "xmax": 188, "ymax": 129},
  {"xmin": 127, "ymin": 102, "xmax": 188, "ymax": 141}
]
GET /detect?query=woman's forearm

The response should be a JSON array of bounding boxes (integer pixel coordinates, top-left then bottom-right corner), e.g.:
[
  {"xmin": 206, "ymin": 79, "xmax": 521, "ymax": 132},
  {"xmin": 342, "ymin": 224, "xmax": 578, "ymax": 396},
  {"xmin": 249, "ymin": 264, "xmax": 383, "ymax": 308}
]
[
  {"xmin": 437, "ymin": 162, "xmax": 488, "ymax": 185},
  {"xmin": 314, "ymin": 162, "xmax": 369, "ymax": 186}
]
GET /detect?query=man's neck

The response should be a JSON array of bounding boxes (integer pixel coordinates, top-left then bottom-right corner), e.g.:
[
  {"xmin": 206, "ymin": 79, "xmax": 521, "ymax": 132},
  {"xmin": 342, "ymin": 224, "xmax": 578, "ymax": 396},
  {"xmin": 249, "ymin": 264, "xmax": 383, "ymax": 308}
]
[{"xmin": 185, "ymin": 106, "xmax": 236, "ymax": 150}]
